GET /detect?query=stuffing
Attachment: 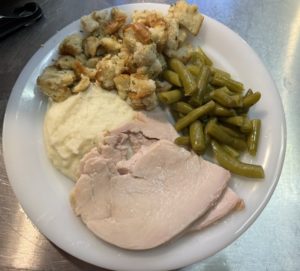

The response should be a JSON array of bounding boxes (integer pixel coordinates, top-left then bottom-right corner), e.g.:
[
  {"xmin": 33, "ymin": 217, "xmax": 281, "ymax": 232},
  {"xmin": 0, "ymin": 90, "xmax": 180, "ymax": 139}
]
[
  {"xmin": 136, "ymin": 59, "xmax": 163, "ymax": 79},
  {"xmin": 100, "ymin": 37, "xmax": 122, "ymax": 52},
  {"xmin": 165, "ymin": 17, "xmax": 180, "ymax": 50},
  {"xmin": 164, "ymin": 44, "xmax": 194, "ymax": 63},
  {"xmin": 155, "ymin": 80, "xmax": 172, "ymax": 92},
  {"xmin": 132, "ymin": 10, "xmax": 166, "ymax": 28},
  {"xmin": 59, "ymin": 34, "xmax": 83, "ymax": 56},
  {"xmin": 168, "ymin": 0, "xmax": 204, "ymax": 35},
  {"xmin": 96, "ymin": 55, "xmax": 126, "ymax": 89},
  {"xmin": 86, "ymin": 57, "xmax": 100, "ymax": 68},
  {"xmin": 124, "ymin": 23, "xmax": 151, "ymax": 45},
  {"xmin": 105, "ymin": 8, "xmax": 127, "ymax": 35},
  {"xmin": 73, "ymin": 60, "xmax": 97, "ymax": 80},
  {"xmin": 127, "ymin": 74, "xmax": 157, "ymax": 110},
  {"xmin": 37, "ymin": 66, "xmax": 76, "ymax": 102},
  {"xmin": 75, "ymin": 54, "xmax": 88, "ymax": 64},
  {"xmin": 178, "ymin": 28, "xmax": 188, "ymax": 46},
  {"xmin": 81, "ymin": 14, "xmax": 100, "ymax": 33},
  {"xmin": 113, "ymin": 74, "xmax": 130, "ymax": 99},
  {"xmin": 133, "ymin": 42, "xmax": 157, "ymax": 66},
  {"xmin": 149, "ymin": 23, "xmax": 168, "ymax": 51},
  {"xmin": 72, "ymin": 74, "xmax": 90, "ymax": 93},
  {"xmin": 83, "ymin": 36, "xmax": 102, "ymax": 57},
  {"xmin": 38, "ymin": 1, "xmax": 206, "ymax": 109},
  {"xmin": 55, "ymin": 55, "xmax": 76, "ymax": 70},
  {"xmin": 92, "ymin": 10, "xmax": 110, "ymax": 25}
]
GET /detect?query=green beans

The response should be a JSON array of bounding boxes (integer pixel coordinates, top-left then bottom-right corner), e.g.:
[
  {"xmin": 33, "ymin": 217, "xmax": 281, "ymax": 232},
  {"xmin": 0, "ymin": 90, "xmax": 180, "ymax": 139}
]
[
  {"xmin": 175, "ymin": 136, "xmax": 190, "ymax": 146},
  {"xmin": 187, "ymin": 64, "xmax": 202, "ymax": 77},
  {"xmin": 210, "ymin": 87, "xmax": 243, "ymax": 108},
  {"xmin": 160, "ymin": 46, "xmax": 263, "ymax": 179},
  {"xmin": 222, "ymin": 144, "xmax": 240, "ymax": 158},
  {"xmin": 211, "ymin": 140, "xmax": 264, "ymax": 178},
  {"xmin": 206, "ymin": 121, "xmax": 247, "ymax": 151},
  {"xmin": 196, "ymin": 48, "xmax": 213, "ymax": 66},
  {"xmin": 222, "ymin": 116, "xmax": 252, "ymax": 133},
  {"xmin": 158, "ymin": 90, "xmax": 182, "ymax": 104},
  {"xmin": 210, "ymin": 67, "xmax": 230, "ymax": 78},
  {"xmin": 169, "ymin": 58, "xmax": 197, "ymax": 96},
  {"xmin": 175, "ymin": 101, "xmax": 215, "ymax": 131},
  {"xmin": 212, "ymin": 104, "xmax": 236, "ymax": 117},
  {"xmin": 211, "ymin": 73, "xmax": 244, "ymax": 93},
  {"xmin": 163, "ymin": 70, "xmax": 182, "ymax": 87},
  {"xmin": 193, "ymin": 66, "xmax": 210, "ymax": 105},
  {"xmin": 247, "ymin": 119, "xmax": 261, "ymax": 155},
  {"xmin": 243, "ymin": 91, "xmax": 261, "ymax": 108},
  {"xmin": 190, "ymin": 121, "xmax": 206, "ymax": 154},
  {"xmin": 172, "ymin": 101, "xmax": 193, "ymax": 114}
]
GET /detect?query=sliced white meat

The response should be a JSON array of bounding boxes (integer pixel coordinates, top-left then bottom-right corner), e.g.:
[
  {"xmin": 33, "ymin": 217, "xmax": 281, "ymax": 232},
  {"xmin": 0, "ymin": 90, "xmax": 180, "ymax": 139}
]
[
  {"xmin": 71, "ymin": 139, "xmax": 230, "ymax": 250},
  {"xmin": 188, "ymin": 188, "xmax": 244, "ymax": 232}
]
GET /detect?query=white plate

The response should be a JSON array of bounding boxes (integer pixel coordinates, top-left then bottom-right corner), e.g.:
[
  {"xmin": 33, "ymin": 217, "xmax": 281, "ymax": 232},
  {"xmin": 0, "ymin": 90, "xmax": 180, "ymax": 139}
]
[{"xmin": 3, "ymin": 3, "xmax": 286, "ymax": 271}]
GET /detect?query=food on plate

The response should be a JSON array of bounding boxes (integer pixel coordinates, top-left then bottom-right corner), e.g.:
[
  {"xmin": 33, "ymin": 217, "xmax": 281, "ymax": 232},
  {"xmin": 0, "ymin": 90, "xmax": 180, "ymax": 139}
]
[
  {"xmin": 34, "ymin": 0, "xmax": 266, "ymax": 250},
  {"xmin": 163, "ymin": 56, "xmax": 264, "ymax": 178},
  {"xmin": 44, "ymin": 84, "xmax": 135, "ymax": 181},
  {"xmin": 36, "ymin": 0, "xmax": 263, "ymax": 177},
  {"xmin": 71, "ymin": 136, "xmax": 230, "ymax": 249},
  {"xmin": 188, "ymin": 188, "xmax": 244, "ymax": 232}
]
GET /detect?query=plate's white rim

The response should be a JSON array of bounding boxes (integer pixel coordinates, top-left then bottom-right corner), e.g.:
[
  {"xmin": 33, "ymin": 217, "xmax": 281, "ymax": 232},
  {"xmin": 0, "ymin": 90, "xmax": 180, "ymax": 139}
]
[{"xmin": 2, "ymin": 3, "xmax": 287, "ymax": 270}]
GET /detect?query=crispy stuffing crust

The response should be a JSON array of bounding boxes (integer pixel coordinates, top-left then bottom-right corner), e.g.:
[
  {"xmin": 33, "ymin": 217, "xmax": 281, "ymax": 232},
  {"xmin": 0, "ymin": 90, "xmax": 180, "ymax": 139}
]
[{"xmin": 37, "ymin": 0, "xmax": 204, "ymax": 110}]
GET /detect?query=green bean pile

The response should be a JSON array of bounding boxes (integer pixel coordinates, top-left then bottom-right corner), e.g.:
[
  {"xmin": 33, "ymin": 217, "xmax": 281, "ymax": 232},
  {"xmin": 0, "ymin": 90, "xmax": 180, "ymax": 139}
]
[{"xmin": 159, "ymin": 49, "xmax": 264, "ymax": 179}]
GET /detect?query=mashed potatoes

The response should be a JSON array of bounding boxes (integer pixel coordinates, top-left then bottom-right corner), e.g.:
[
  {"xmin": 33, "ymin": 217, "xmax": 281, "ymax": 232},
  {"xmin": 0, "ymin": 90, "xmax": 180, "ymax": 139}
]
[{"xmin": 44, "ymin": 84, "xmax": 135, "ymax": 181}]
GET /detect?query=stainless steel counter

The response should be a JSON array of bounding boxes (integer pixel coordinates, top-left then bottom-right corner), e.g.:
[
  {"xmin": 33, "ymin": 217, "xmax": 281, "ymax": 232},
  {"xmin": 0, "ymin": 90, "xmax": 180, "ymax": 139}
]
[{"xmin": 0, "ymin": 0, "xmax": 299, "ymax": 270}]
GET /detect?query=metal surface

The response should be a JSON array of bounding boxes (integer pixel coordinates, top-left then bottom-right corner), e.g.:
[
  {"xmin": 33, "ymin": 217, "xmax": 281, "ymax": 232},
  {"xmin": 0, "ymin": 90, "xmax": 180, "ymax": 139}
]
[{"xmin": 0, "ymin": 0, "xmax": 298, "ymax": 270}]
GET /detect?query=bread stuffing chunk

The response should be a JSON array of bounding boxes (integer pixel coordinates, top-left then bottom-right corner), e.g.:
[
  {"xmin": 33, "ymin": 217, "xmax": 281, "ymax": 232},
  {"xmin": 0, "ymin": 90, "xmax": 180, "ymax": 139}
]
[
  {"xmin": 127, "ymin": 74, "xmax": 157, "ymax": 110},
  {"xmin": 83, "ymin": 36, "xmax": 102, "ymax": 57},
  {"xmin": 55, "ymin": 55, "xmax": 76, "ymax": 70},
  {"xmin": 105, "ymin": 8, "xmax": 127, "ymax": 35},
  {"xmin": 72, "ymin": 74, "xmax": 90, "ymax": 93},
  {"xmin": 81, "ymin": 14, "xmax": 100, "ymax": 33},
  {"xmin": 73, "ymin": 60, "xmax": 97, "ymax": 80},
  {"xmin": 59, "ymin": 34, "xmax": 83, "ymax": 56},
  {"xmin": 37, "ymin": 66, "xmax": 76, "ymax": 102},
  {"xmin": 169, "ymin": 0, "xmax": 204, "ymax": 35},
  {"xmin": 113, "ymin": 74, "xmax": 130, "ymax": 100},
  {"xmin": 100, "ymin": 37, "xmax": 122, "ymax": 52},
  {"xmin": 96, "ymin": 55, "xmax": 126, "ymax": 89}
]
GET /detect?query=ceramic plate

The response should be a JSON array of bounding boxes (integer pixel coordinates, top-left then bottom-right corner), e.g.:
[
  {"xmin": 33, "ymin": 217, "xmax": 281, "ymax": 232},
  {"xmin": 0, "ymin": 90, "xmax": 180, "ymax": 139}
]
[{"xmin": 3, "ymin": 3, "xmax": 286, "ymax": 271}]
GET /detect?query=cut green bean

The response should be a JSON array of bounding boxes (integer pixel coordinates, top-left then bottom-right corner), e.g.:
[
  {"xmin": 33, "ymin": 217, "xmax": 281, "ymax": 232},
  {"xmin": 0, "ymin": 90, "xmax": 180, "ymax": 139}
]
[
  {"xmin": 210, "ymin": 87, "xmax": 243, "ymax": 108},
  {"xmin": 174, "ymin": 101, "xmax": 215, "ymax": 131},
  {"xmin": 222, "ymin": 116, "xmax": 252, "ymax": 133},
  {"xmin": 211, "ymin": 140, "xmax": 264, "ymax": 178},
  {"xmin": 247, "ymin": 119, "xmax": 261, "ymax": 156},
  {"xmin": 190, "ymin": 121, "xmax": 206, "ymax": 154},
  {"xmin": 162, "ymin": 70, "xmax": 182, "ymax": 87},
  {"xmin": 172, "ymin": 101, "xmax": 193, "ymax": 114},
  {"xmin": 169, "ymin": 58, "xmax": 197, "ymax": 96},
  {"xmin": 211, "ymin": 104, "xmax": 236, "ymax": 117},
  {"xmin": 189, "ymin": 66, "xmax": 211, "ymax": 106},
  {"xmin": 217, "ymin": 123, "xmax": 245, "ymax": 139},
  {"xmin": 222, "ymin": 144, "xmax": 240, "ymax": 158},
  {"xmin": 243, "ymin": 91, "xmax": 261, "ymax": 108},
  {"xmin": 158, "ymin": 90, "xmax": 182, "ymax": 104},
  {"xmin": 211, "ymin": 73, "xmax": 244, "ymax": 93},
  {"xmin": 206, "ymin": 121, "xmax": 247, "ymax": 151},
  {"xmin": 196, "ymin": 48, "xmax": 213, "ymax": 66},
  {"xmin": 175, "ymin": 136, "xmax": 190, "ymax": 146},
  {"xmin": 187, "ymin": 64, "xmax": 202, "ymax": 77},
  {"xmin": 210, "ymin": 66, "xmax": 231, "ymax": 78}
]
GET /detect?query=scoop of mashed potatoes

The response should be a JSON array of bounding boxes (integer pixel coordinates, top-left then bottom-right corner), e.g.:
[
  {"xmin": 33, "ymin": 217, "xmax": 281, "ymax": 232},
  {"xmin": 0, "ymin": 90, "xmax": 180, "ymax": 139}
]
[{"xmin": 44, "ymin": 84, "xmax": 135, "ymax": 181}]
